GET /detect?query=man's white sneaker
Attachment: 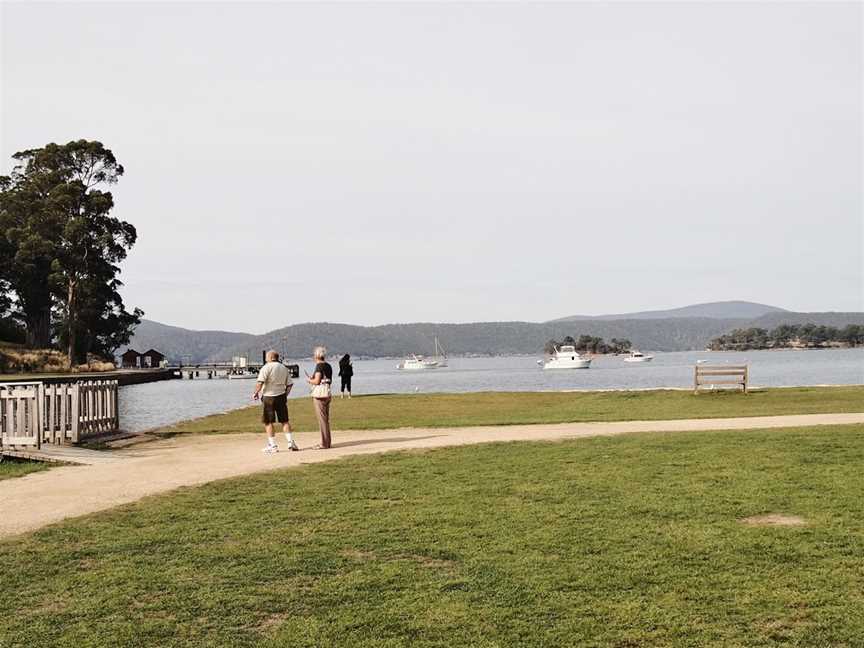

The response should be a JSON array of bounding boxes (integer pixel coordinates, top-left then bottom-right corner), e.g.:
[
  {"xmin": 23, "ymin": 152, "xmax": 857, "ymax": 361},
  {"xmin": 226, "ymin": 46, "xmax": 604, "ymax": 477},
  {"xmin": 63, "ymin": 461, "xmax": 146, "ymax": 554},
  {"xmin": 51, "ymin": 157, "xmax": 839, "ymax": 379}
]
[
  {"xmin": 262, "ymin": 444, "xmax": 278, "ymax": 454},
  {"xmin": 285, "ymin": 434, "xmax": 299, "ymax": 451}
]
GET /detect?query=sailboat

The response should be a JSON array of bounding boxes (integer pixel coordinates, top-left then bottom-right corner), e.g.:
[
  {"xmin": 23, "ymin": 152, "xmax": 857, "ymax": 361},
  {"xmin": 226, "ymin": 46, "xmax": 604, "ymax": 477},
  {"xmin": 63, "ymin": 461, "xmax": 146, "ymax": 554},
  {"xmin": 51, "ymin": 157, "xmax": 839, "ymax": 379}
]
[
  {"xmin": 397, "ymin": 354, "xmax": 438, "ymax": 370},
  {"xmin": 396, "ymin": 337, "xmax": 449, "ymax": 370},
  {"xmin": 433, "ymin": 337, "xmax": 448, "ymax": 368}
]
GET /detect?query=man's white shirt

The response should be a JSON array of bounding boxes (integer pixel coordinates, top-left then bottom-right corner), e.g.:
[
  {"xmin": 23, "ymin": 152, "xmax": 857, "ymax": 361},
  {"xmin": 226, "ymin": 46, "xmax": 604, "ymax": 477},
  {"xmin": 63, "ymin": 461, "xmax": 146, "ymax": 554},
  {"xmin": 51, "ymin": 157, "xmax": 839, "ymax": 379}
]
[{"xmin": 257, "ymin": 362, "xmax": 293, "ymax": 397}]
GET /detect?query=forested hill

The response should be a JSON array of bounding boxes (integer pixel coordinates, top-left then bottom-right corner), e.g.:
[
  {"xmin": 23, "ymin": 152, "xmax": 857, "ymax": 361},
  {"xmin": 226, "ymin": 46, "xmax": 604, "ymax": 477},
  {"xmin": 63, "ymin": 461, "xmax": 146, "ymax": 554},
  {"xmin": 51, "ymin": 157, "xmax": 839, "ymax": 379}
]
[
  {"xmin": 210, "ymin": 318, "xmax": 745, "ymax": 362},
  {"xmin": 120, "ymin": 319, "xmax": 255, "ymax": 363},
  {"xmin": 123, "ymin": 311, "xmax": 864, "ymax": 364},
  {"xmin": 551, "ymin": 300, "xmax": 788, "ymax": 322}
]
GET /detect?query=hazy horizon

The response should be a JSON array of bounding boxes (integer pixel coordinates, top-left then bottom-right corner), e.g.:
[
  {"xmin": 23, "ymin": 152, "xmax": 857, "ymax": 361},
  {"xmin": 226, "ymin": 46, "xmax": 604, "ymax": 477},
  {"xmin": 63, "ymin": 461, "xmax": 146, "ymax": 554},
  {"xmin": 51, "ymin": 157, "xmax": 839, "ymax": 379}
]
[{"xmin": 3, "ymin": 2, "xmax": 861, "ymax": 332}]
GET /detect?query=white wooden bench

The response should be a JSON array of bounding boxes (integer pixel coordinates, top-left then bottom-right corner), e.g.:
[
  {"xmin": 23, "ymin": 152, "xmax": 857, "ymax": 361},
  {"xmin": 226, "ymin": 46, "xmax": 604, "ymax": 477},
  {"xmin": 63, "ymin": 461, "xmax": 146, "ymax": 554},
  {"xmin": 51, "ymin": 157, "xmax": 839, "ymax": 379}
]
[{"xmin": 694, "ymin": 364, "xmax": 748, "ymax": 394}]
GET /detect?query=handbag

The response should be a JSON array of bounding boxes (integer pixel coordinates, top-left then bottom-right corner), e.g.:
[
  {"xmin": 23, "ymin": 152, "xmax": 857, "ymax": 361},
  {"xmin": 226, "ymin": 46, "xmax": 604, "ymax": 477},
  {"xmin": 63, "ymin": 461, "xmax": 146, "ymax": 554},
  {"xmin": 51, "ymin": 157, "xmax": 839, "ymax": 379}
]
[
  {"xmin": 311, "ymin": 382, "xmax": 331, "ymax": 399},
  {"xmin": 310, "ymin": 366, "xmax": 332, "ymax": 399}
]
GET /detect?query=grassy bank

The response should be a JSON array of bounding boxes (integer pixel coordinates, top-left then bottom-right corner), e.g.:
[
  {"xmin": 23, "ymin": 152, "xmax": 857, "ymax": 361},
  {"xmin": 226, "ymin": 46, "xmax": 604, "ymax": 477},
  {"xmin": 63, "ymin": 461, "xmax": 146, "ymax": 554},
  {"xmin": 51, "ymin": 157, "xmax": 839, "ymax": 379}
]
[
  {"xmin": 0, "ymin": 342, "xmax": 114, "ymax": 376},
  {"xmin": 0, "ymin": 458, "xmax": 50, "ymax": 482},
  {"xmin": 1, "ymin": 423, "xmax": 862, "ymax": 646},
  {"xmin": 161, "ymin": 385, "xmax": 864, "ymax": 436}
]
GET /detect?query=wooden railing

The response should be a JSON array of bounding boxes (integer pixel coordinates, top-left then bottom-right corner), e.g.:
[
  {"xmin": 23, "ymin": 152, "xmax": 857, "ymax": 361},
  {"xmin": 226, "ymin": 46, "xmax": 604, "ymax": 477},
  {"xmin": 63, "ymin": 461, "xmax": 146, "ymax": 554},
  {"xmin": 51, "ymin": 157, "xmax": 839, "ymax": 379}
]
[
  {"xmin": 0, "ymin": 382, "xmax": 42, "ymax": 447},
  {"xmin": 0, "ymin": 380, "xmax": 119, "ymax": 449}
]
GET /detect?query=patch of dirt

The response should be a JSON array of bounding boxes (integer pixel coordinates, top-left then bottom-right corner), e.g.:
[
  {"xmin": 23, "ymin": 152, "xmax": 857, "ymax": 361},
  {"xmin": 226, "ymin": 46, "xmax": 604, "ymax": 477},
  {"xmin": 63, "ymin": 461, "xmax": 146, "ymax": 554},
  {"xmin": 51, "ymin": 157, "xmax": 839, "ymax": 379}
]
[
  {"xmin": 257, "ymin": 612, "xmax": 290, "ymax": 633},
  {"xmin": 339, "ymin": 549, "xmax": 376, "ymax": 561},
  {"xmin": 402, "ymin": 554, "xmax": 457, "ymax": 570},
  {"xmin": 741, "ymin": 514, "xmax": 808, "ymax": 527}
]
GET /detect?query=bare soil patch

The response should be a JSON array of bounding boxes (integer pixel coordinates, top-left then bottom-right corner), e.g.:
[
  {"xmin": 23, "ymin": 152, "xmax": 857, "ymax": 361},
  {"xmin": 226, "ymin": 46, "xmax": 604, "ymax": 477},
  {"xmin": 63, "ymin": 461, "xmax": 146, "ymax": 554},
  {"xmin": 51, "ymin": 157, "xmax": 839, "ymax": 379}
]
[{"xmin": 741, "ymin": 514, "xmax": 808, "ymax": 527}]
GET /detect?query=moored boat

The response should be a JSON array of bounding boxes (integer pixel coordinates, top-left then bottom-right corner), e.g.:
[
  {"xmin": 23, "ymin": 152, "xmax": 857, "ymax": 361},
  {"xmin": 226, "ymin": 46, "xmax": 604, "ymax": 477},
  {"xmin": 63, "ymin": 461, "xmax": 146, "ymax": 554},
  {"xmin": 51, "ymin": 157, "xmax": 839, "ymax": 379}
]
[
  {"xmin": 623, "ymin": 350, "xmax": 654, "ymax": 363},
  {"xmin": 538, "ymin": 345, "xmax": 592, "ymax": 370},
  {"xmin": 227, "ymin": 371, "xmax": 258, "ymax": 379},
  {"xmin": 433, "ymin": 337, "xmax": 448, "ymax": 368},
  {"xmin": 397, "ymin": 354, "xmax": 438, "ymax": 370}
]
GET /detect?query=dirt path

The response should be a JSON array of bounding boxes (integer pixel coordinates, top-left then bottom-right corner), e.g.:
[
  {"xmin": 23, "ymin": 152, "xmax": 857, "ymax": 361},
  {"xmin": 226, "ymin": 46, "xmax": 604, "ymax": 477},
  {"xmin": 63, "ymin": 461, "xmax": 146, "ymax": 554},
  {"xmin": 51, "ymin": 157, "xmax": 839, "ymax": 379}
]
[{"xmin": 2, "ymin": 412, "xmax": 862, "ymax": 538}]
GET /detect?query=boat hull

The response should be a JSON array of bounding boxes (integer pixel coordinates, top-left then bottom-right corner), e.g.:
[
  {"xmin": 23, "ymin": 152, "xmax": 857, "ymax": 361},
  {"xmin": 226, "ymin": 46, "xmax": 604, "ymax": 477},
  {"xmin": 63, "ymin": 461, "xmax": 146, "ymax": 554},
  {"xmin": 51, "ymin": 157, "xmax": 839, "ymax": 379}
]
[
  {"xmin": 397, "ymin": 360, "xmax": 438, "ymax": 370},
  {"xmin": 541, "ymin": 359, "xmax": 592, "ymax": 370}
]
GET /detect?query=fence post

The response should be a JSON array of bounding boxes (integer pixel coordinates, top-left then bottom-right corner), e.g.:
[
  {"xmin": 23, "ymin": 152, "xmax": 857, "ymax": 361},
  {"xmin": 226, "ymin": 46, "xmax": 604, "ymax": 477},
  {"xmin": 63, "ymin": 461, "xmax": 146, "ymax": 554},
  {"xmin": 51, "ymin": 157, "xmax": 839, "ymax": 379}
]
[
  {"xmin": 71, "ymin": 384, "xmax": 80, "ymax": 443},
  {"xmin": 36, "ymin": 383, "xmax": 44, "ymax": 449}
]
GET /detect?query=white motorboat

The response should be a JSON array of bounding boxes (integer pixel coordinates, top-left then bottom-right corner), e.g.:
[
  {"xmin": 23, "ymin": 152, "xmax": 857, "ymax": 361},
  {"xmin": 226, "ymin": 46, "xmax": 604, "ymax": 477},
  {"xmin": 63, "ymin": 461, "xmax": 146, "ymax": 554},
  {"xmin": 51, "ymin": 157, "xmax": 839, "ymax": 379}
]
[
  {"xmin": 538, "ymin": 345, "xmax": 592, "ymax": 370},
  {"xmin": 623, "ymin": 350, "xmax": 654, "ymax": 363},
  {"xmin": 397, "ymin": 354, "xmax": 438, "ymax": 370},
  {"xmin": 227, "ymin": 371, "xmax": 258, "ymax": 380}
]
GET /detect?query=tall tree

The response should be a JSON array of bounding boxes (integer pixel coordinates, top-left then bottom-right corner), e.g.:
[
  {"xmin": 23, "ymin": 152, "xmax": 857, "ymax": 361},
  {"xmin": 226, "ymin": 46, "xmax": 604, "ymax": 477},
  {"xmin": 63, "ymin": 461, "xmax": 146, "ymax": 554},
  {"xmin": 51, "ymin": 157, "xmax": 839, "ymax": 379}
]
[
  {"xmin": 0, "ymin": 166, "xmax": 62, "ymax": 346},
  {"xmin": 0, "ymin": 140, "xmax": 140, "ymax": 363}
]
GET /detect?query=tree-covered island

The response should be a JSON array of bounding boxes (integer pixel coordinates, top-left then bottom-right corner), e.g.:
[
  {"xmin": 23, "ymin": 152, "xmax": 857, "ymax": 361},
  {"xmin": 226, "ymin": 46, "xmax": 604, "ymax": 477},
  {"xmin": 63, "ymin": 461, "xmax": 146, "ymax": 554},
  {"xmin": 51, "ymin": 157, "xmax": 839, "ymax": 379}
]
[
  {"xmin": 544, "ymin": 336, "xmax": 633, "ymax": 355},
  {"xmin": 708, "ymin": 324, "xmax": 864, "ymax": 351}
]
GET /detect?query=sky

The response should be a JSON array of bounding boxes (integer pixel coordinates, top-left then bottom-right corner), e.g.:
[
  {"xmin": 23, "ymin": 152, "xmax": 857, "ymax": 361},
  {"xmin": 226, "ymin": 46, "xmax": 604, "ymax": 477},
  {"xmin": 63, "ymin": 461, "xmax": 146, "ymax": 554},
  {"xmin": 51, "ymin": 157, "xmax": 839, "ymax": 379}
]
[{"xmin": 1, "ymin": 1, "xmax": 862, "ymax": 333}]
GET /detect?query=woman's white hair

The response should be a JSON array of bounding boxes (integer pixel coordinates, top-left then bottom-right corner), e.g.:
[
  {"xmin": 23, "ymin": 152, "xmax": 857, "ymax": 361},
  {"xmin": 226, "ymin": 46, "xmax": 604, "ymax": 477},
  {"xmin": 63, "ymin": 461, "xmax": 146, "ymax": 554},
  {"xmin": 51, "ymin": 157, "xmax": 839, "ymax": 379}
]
[{"xmin": 313, "ymin": 346, "xmax": 327, "ymax": 361}]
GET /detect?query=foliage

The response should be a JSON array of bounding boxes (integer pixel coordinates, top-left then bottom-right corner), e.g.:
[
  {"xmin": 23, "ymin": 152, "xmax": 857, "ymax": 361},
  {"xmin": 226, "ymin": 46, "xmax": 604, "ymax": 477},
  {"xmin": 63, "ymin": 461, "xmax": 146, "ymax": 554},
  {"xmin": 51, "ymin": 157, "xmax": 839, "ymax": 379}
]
[
  {"xmin": 0, "ymin": 141, "xmax": 141, "ymax": 363},
  {"xmin": 0, "ymin": 316, "xmax": 25, "ymax": 345},
  {"xmin": 1, "ymin": 424, "xmax": 863, "ymax": 646},
  {"xmin": 709, "ymin": 323, "xmax": 864, "ymax": 350},
  {"xmin": 544, "ymin": 334, "xmax": 632, "ymax": 355}
]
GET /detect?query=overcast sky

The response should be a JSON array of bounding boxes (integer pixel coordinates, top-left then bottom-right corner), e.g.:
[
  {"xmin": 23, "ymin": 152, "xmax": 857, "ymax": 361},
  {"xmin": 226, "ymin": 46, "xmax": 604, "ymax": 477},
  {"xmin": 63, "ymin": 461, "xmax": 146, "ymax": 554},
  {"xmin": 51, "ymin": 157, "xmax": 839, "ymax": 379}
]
[{"xmin": 2, "ymin": 1, "xmax": 861, "ymax": 333}]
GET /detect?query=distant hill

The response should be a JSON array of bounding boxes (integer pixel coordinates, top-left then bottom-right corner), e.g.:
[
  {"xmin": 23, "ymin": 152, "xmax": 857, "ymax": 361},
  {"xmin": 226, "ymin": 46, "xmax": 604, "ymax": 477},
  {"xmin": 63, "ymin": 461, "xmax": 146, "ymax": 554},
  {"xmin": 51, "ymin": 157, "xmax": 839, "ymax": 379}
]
[
  {"xmin": 745, "ymin": 312, "xmax": 864, "ymax": 329},
  {"xmin": 123, "ymin": 309, "xmax": 864, "ymax": 364},
  {"xmin": 125, "ymin": 318, "xmax": 743, "ymax": 363},
  {"xmin": 120, "ymin": 319, "xmax": 255, "ymax": 363},
  {"xmin": 210, "ymin": 317, "xmax": 745, "ymax": 361},
  {"xmin": 551, "ymin": 301, "xmax": 788, "ymax": 322}
]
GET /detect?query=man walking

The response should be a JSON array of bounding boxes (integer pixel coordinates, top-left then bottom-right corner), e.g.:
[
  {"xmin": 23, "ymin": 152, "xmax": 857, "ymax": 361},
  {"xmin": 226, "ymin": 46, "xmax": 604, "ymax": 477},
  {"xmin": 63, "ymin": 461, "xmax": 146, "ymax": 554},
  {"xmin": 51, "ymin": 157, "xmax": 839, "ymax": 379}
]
[{"xmin": 253, "ymin": 350, "xmax": 298, "ymax": 454}]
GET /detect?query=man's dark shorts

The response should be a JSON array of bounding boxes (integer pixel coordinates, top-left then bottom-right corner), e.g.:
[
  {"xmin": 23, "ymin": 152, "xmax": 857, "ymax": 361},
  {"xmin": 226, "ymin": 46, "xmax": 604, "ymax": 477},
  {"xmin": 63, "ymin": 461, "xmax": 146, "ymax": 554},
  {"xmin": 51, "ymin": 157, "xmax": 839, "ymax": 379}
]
[{"xmin": 262, "ymin": 393, "xmax": 289, "ymax": 424}]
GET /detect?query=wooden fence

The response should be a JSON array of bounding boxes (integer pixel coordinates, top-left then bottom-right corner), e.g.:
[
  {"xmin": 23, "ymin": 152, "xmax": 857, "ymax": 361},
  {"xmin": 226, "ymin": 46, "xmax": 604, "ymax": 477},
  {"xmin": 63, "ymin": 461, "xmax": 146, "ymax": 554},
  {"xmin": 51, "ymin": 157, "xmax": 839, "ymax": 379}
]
[{"xmin": 0, "ymin": 380, "xmax": 119, "ymax": 449}]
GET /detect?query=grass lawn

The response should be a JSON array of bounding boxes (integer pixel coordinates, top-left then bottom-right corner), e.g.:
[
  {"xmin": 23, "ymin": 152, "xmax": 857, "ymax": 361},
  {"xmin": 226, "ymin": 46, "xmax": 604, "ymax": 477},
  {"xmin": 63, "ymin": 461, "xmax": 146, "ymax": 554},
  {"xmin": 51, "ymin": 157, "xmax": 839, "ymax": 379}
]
[
  {"xmin": 0, "ymin": 458, "xmax": 50, "ymax": 481},
  {"xmin": 161, "ymin": 385, "xmax": 864, "ymax": 436},
  {"xmin": 1, "ymin": 423, "xmax": 863, "ymax": 646}
]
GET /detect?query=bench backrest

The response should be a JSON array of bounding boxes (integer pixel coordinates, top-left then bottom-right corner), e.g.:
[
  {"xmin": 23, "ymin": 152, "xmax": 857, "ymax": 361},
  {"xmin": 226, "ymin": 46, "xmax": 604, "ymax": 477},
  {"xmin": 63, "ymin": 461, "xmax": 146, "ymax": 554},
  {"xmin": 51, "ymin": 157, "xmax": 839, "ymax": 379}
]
[{"xmin": 694, "ymin": 364, "xmax": 749, "ymax": 392}]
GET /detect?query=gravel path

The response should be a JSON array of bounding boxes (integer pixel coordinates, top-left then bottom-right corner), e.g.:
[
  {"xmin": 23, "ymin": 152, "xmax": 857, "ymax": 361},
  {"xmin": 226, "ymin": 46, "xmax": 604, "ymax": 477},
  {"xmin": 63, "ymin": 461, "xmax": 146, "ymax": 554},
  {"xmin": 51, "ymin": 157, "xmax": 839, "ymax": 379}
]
[{"xmin": 2, "ymin": 412, "xmax": 862, "ymax": 538}]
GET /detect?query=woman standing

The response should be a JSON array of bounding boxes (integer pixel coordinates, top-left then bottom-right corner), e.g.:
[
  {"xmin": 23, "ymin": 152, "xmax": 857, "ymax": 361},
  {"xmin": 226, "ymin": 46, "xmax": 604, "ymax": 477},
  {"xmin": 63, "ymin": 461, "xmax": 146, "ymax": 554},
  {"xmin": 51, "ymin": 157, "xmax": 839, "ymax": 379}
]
[
  {"xmin": 307, "ymin": 346, "xmax": 333, "ymax": 449},
  {"xmin": 338, "ymin": 353, "xmax": 353, "ymax": 398}
]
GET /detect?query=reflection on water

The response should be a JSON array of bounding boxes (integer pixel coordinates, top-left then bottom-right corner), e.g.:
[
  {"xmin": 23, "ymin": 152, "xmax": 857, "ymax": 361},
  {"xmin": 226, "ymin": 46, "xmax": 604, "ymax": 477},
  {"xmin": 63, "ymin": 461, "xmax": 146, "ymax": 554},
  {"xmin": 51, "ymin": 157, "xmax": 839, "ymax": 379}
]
[{"xmin": 119, "ymin": 348, "xmax": 864, "ymax": 433}]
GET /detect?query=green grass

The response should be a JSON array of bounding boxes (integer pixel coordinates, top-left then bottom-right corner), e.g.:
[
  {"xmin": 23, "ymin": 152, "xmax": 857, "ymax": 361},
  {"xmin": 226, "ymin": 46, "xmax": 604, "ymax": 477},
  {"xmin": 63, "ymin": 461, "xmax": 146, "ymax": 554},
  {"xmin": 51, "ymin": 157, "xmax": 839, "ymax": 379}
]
[
  {"xmin": 161, "ymin": 386, "xmax": 864, "ymax": 436},
  {"xmin": 0, "ymin": 457, "xmax": 50, "ymax": 481},
  {"xmin": 1, "ymin": 423, "xmax": 863, "ymax": 646}
]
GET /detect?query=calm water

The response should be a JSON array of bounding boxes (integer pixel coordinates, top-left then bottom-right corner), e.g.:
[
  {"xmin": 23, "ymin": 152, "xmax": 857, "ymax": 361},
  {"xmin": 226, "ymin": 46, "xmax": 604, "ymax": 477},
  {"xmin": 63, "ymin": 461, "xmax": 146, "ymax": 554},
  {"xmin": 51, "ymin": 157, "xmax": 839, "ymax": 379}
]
[{"xmin": 119, "ymin": 348, "xmax": 864, "ymax": 433}]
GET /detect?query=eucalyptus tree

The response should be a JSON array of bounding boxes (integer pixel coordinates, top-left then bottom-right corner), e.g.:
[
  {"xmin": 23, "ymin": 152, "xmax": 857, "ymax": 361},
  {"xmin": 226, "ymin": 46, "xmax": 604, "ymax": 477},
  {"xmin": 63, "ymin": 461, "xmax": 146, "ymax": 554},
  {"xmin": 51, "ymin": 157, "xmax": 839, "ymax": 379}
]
[{"xmin": 0, "ymin": 140, "xmax": 141, "ymax": 364}]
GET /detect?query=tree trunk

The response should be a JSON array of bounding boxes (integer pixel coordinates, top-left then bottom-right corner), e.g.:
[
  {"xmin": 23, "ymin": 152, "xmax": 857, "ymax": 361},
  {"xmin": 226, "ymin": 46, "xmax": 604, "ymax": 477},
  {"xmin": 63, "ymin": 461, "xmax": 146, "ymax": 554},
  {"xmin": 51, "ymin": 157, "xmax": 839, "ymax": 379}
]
[
  {"xmin": 66, "ymin": 281, "xmax": 77, "ymax": 368},
  {"xmin": 24, "ymin": 305, "xmax": 51, "ymax": 349}
]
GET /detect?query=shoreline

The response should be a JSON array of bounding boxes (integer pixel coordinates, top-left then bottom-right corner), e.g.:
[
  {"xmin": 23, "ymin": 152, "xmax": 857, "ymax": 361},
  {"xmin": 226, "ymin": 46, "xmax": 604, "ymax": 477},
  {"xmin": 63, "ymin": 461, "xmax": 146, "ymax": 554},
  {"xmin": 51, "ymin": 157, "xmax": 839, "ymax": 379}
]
[{"xmin": 139, "ymin": 383, "xmax": 864, "ymax": 437}]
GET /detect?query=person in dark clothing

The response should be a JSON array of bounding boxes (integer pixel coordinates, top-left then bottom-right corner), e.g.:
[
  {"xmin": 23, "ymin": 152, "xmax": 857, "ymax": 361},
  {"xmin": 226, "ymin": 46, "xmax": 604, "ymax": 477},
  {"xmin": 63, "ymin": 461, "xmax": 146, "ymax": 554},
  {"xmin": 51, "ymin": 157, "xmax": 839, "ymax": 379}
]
[{"xmin": 338, "ymin": 353, "xmax": 353, "ymax": 398}]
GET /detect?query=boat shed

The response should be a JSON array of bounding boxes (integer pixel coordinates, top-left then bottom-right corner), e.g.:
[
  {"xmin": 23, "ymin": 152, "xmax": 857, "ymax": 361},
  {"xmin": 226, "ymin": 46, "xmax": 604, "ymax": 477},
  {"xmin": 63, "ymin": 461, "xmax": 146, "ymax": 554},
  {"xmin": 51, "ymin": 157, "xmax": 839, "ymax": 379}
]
[
  {"xmin": 141, "ymin": 349, "xmax": 166, "ymax": 368},
  {"xmin": 120, "ymin": 349, "xmax": 141, "ymax": 368}
]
